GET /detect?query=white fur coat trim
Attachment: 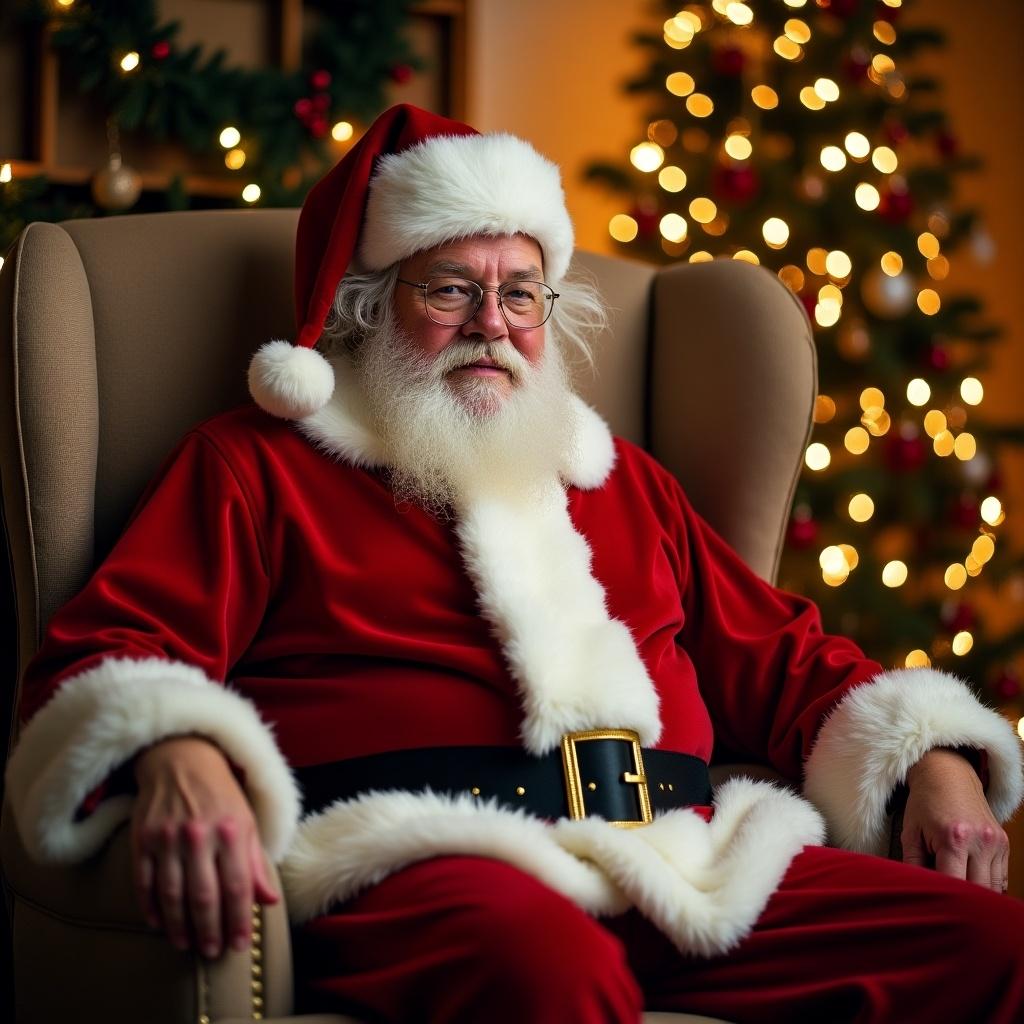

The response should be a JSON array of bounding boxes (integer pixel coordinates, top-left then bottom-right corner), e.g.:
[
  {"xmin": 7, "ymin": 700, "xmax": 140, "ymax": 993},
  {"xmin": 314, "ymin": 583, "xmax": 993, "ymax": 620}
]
[
  {"xmin": 5, "ymin": 656, "xmax": 301, "ymax": 864},
  {"xmin": 281, "ymin": 776, "xmax": 824, "ymax": 957},
  {"xmin": 456, "ymin": 484, "xmax": 661, "ymax": 754},
  {"xmin": 361, "ymin": 132, "xmax": 575, "ymax": 285},
  {"xmin": 803, "ymin": 667, "xmax": 1024, "ymax": 854}
]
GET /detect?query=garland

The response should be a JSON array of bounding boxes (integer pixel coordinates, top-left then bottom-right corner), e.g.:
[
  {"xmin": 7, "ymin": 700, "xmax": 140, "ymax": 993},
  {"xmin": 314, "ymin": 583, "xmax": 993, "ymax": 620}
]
[{"xmin": 2, "ymin": 0, "xmax": 420, "ymax": 251}]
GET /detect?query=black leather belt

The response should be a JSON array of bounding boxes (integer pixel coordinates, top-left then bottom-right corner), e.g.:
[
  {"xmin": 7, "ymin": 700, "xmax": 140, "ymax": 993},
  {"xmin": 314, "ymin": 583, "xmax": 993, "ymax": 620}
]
[{"xmin": 295, "ymin": 729, "xmax": 712, "ymax": 827}]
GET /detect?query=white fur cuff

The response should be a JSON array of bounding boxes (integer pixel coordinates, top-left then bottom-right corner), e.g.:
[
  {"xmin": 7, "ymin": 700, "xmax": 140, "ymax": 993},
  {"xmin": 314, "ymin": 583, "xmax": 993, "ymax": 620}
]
[
  {"xmin": 803, "ymin": 668, "xmax": 1024, "ymax": 853},
  {"xmin": 6, "ymin": 657, "xmax": 300, "ymax": 863}
]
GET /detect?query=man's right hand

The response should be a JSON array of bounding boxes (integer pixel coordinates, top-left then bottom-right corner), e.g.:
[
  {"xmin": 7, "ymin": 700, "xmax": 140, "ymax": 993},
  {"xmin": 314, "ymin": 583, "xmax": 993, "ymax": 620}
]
[{"xmin": 131, "ymin": 735, "xmax": 279, "ymax": 958}]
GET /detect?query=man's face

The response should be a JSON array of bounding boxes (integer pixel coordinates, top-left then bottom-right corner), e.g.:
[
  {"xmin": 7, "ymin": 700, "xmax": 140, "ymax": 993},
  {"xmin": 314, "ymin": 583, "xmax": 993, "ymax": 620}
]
[{"xmin": 393, "ymin": 234, "xmax": 547, "ymax": 407}]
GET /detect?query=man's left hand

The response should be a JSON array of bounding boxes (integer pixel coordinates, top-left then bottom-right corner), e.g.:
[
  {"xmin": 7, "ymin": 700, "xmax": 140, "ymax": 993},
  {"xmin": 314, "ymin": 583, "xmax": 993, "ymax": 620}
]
[{"xmin": 901, "ymin": 747, "xmax": 1009, "ymax": 892}]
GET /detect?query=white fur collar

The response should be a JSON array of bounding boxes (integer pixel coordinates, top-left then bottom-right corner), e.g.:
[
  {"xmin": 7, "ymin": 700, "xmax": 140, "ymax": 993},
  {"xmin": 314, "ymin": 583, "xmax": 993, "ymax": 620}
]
[
  {"xmin": 297, "ymin": 355, "xmax": 616, "ymax": 490},
  {"xmin": 296, "ymin": 356, "xmax": 661, "ymax": 754}
]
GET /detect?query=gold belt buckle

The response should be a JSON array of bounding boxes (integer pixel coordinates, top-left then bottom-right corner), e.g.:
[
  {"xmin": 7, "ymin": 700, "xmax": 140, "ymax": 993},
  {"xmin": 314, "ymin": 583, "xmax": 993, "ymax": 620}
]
[{"xmin": 560, "ymin": 728, "xmax": 653, "ymax": 828}]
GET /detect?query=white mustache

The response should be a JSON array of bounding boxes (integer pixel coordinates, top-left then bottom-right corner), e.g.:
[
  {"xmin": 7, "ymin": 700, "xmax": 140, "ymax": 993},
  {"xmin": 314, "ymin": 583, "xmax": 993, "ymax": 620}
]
[{"xmin": 427, "ymin": 341, "xmax": 530, "ymax": 382}]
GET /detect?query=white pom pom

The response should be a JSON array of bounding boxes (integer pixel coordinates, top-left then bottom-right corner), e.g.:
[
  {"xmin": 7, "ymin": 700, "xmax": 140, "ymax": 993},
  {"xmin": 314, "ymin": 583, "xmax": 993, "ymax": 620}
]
[{"xmin": 248, "ymin": 341, "xmax": 335, "ymax": 419}]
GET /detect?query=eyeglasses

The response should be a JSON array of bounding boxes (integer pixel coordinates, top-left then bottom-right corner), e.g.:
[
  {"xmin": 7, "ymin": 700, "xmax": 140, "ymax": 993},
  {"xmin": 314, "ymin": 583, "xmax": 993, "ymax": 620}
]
[{"xmin": 397, "ymin": 276, "xmax": 559, "ymax": 329}]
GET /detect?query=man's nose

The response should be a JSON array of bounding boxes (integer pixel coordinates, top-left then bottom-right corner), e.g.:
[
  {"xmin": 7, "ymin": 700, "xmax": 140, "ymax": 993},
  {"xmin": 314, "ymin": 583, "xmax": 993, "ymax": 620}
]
[{"xmin": 460, "ymin": 289, "xmax": 507, "ymax": 339}]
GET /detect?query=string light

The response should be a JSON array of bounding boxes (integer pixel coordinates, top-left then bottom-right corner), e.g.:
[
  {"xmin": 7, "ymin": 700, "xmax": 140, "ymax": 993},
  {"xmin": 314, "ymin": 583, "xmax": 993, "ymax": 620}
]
[
  {"xmin": 805, "ymin": 443, "xmax": 831, "ymax": 470},
  {"xmin": 905, "ymin": 650, "xmax": 931, "ymax": 668},
  {"xmin": 845, "ymin": 427, "xmax": 870, "ymax": 455},
  {"xmin": 972, "ymin": 534, "xmax": 995, "ymax": 564},
  {"xmin": 726, "ymin": 3, "xmax": 754, "ymax": 27},
  {"xmin": 980, "ymin": 497, "xmax": 1004, "ymax": 526},
  {"xmin": 0, "ymin": 163, "xmax": 11, "ymax": 183},
  {"xmin": 688, "ymin": 251, "xmax": 714, "ymax": 263},
  {"xmin": 120, "ymin": 51, "xmax": 140, "ymax": 72},
  {"xmin": 917, "ymin": 232, "xmax": 941, "ymax": 259},
  {"xmin": 686, "ymin": 94, "xmax": 715, "ymax": 117},
  {"xmin": 609, "ymin": 214, "xmax": 639, "ymax": 242},
  {"xmin": 844, "ymin": 132, "xmax": 870, "ymax": 159},
  {"xmin": 873, "ymin": 21, "xmax": 897, "ymax": 45},
  {"xmin": 849, "ymin": 493, "xmax": 875, "ymax": 522},
  {"xmin": 933, "ymin": 430, "xmax": 955, "ymax": 457},
  {"xmin": 751, "ymin": 85, "xmax": 779, "ymax": 109},
  {"xmin": 689, "ymin": 197, "xmax": 717, "ymax": 223},
  {"xmin": 820, "ymin": 146, "xmax": 847, "ymax": 172},
  {"xmin": 763, "ymin": 218, "xmax": 790, "ymax": 248},
  {"xmin": 774, "ymin": 36, "xmax": 802, "ymax": 61},
  {"xmin": 882, "ymin": 561, "xmax": 908, "ymax": 587},
  {"xmin": 923, "ymin": 410, "xmax": 947, "ymax": 437},
  {"xmin": 855, "ymin": 183, "xmax": 881, "ymax": 210},
  {"xmin": 659, "ymin": 166, "xmax": 687, "ymax": 192},
  {"xmin": 825, "ymin": 250, "xmax": 852, "ymax": 278},
  {"xmin": 219, "ymin": 127, "xmax": 241, "ymax": 149},
  {"xmin": 630, "ymin": 143, "xmax": 664, "ymax": 172},
  {"xmin": 881, "ymin": 251, "xmax": 903, "ymax": 275},
  {"xmin": 241, "ymin": 184, "xmax": 261, "ymax": 203},
  {"xmin": 331, "ymin": 121, "xmax": 354, "ymax": 142},
  {"xmin": 733, "ymin": 250, "xmax": 760, "ymax": 265},
  {"xmin": 917, "ymin": 289, "xmax": 941, "ymax": 315},
  {"xmin": 224, "ymin": 149, "xmax": 246, "ymax": 170},
  {"xmin": 666, "ymin": 72, "xmax": 696, "ymax": 97},
  {"xmin": 799, "ymin": 87, "xmax": 826, "ymax": 110},
  {"xmin": 944, "ymin": 563, "xmax": 968, "ymax": 590},
  {"xmin": 784, "ymin": 19, "xmax": 811, "ymax": 43},
  {"xmin": 952, "ymin": 631, "xmax": 974, "ymax": 656},
  {"xmin": 906, "ymin": 379, "xmax": 930, "ymax": 406},
  {"xmin": 659, "ymin": 214, "xmax": 688, "ymax": 242},
  {"xmin": 961, "ymin": 377, "xmax": 984, "ymax": 405},
  {"xmin": 725, "ymin": 135, "xmax": 753, "ymax": 160},
  {"xmin": 954, "ymin": 433, "xmax": 977, "ymax": 461},
  {"xmin": 813, "ymin": 395, "xmax": 836, "ymax": 423},
  {"xmin": 814, "ymin": 78, "xmax": 839, "ymax": 102},
  {"xmin": 872, "ymin": 146, "xmax": 898, "ymax": 173}
]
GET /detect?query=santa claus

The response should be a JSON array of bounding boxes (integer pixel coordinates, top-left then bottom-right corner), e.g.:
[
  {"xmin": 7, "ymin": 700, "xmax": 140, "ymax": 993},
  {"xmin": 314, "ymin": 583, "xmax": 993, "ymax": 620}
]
[{"xmin": 7, "ymin": 105, "xmax": 1024, "ymax": 1022}]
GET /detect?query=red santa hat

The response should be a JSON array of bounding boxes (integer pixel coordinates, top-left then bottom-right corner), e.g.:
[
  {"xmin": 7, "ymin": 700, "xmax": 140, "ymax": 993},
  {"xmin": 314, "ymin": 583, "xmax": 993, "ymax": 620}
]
[{"xmin": 248, "ymin": 103, "xmax": 575, "ymax": 420}]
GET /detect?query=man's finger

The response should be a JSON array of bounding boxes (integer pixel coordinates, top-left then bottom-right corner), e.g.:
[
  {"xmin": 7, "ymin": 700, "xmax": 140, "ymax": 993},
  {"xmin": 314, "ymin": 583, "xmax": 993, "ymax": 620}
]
[
  {"xmin": 215, "ymin": 818, "xmax": 254, "ymax": 953},
  {"xmin": 934, "ymin": 845, "xmax": 969, "ymax": 881},
  {"xmin": 183, "ymin": 821, "xmax": 223, "ymax": 959},
  {"xmin": 133, "ymin": 850, "xmax": 160, "ymax": 929},
  {"xmin": 250, "ymin": 834, "xmax": 280, "ymax": 905},
  {"xmin": 900, "ymin": 827, "xmax": 928, "ymax": 867},
  {"xmin": 155, "ymin": 830, "xmax": 188, "ymax": 950}
]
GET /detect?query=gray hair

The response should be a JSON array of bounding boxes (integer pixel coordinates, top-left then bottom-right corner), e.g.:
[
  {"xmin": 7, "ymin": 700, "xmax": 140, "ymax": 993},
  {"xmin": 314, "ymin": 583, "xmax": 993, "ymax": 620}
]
[{"xmin": 318, "ymin": 260, "xmax": 609, "ymax": 371}]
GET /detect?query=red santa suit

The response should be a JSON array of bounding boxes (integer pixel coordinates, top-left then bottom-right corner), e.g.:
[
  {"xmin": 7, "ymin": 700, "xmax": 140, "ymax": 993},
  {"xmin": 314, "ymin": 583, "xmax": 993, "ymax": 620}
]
[{"xmin": 8, "ymin": 361, "xmax": 1023, "ymax": 957}]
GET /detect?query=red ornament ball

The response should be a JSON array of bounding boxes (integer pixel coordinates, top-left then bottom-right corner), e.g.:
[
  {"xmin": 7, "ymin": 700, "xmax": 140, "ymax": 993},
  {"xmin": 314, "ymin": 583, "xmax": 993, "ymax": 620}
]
[
  {"xmin": 294, "ymin": 97, "xmax": 314, "ymax": 119},
  {"xmin": 884, "ymin": 432, "xmax": 927, "ymax": 473},
  {"xmin": 883, "ymin": 120, "xmax": 909, "ymax": 146},
  {"xmin": 949, "ymin": 493, "xmax": 980, "ymax": 530},
  {"xmin": 310, "ymin": 69, "xmax": 332, "ymax": 91},
  {"xmin": 825, "ymin": 0, "xmax": 860, "ymax": 18},
  {"xmin": 995, "ymin": 671, "xmax": 1021, "ymax": 701},
  {"xmin": 712, "ymin": 163, "xmax": 760, "ymax": 204},
  {"xmin": 877, "ymin": 185, "xmax": 914, "ymax": 225},
  {"xmin": 630, "ymin": 200, "xmax": 660, "ymax": 239},
  {"xmin": 390, "ymin": 64, "xmax": 413, "ymax": 85},
  {"xmin": 786, "ymin": 518, "xmax": 818, "ymax": 550},
  {"xmin": 843, "ymin": 52, "xmax": 870, "ymax": 83},
  {"xmin": 151, "ymin": 40, "xmax": 171, "ymax": 61},
  {"xmin": 712, "ymin": 46, "xmax": 745, "ymax": 77},
  {"xmin": 941, "ymin": 602, "xmax": 976, "ymax": 633},
  {"xmin": 925, "ymin": 343, "xmax": 950, "ymax": 372},
  {"xmin": 308, "ymin": 116, "xmax": 329, "ymax": 139}
]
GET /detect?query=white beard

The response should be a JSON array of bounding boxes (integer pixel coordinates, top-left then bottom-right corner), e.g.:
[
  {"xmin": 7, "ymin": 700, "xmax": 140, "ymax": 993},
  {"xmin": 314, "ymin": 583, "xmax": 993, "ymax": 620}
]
[{"xmin": 353, "ymin": 315, "xmax": 579, "ymax": 513}]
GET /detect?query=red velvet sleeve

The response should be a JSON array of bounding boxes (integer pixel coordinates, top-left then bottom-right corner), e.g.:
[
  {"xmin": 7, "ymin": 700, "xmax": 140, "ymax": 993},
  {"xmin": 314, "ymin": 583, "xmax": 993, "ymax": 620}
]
[
  {"xmin": 20, "ymin": 430, "xmax": 271, "ymax": 722},
  {"xmin": 670, "ymin": 483, "xmax": 884, "ymax": 781}
]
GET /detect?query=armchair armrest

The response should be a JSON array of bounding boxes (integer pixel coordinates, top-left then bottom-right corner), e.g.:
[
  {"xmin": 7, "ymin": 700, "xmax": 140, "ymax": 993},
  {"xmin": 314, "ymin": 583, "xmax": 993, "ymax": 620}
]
[{"xmin": 0, "ymin": 804, "xmax": 307, "ymax": 1023}]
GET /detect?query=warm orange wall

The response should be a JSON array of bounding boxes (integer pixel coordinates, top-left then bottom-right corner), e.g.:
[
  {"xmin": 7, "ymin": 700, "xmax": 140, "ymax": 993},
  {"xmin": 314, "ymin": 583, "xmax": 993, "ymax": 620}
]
[{"xmin": 468, "ymin": 0, "xmax": 1024, "ymax": 555}]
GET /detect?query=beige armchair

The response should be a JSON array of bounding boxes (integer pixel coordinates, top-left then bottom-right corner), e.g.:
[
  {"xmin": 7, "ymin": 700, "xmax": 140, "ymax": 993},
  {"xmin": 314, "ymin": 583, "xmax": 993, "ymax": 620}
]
[{"xmin": 0, "ymin": 210, "xmax": 815, "ymax": 1024}]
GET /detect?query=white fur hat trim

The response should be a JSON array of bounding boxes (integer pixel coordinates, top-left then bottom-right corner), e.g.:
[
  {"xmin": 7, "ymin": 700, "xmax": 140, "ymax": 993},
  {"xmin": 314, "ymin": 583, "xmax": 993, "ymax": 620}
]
[{"xmin": 360, "ymin": 133, "xmax": 574, "ymax": 284}]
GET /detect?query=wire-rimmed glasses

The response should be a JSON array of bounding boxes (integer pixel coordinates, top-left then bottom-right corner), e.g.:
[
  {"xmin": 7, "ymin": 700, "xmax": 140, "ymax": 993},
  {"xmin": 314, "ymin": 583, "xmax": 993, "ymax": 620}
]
[{"xmin": 398, "ymin": 277, "xmax": 559, "ymax": 329}]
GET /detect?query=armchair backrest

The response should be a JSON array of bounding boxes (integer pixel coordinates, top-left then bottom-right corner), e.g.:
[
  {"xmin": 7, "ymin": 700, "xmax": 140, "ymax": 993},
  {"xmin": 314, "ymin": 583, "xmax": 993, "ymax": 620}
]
[{"xmin": 0, "ymin": 211, "xmax": 815, "ymax": 756}]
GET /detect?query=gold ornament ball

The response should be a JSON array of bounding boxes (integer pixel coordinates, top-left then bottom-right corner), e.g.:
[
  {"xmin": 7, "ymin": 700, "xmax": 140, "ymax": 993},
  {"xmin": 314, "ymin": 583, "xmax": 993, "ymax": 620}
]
[
  {"xmin": 861, "ymin": 267, "xmax": 914, "ymax": 318},
  {"xmin": 92, "ymin": 154, "xmax": 142, "ymax": 211}
]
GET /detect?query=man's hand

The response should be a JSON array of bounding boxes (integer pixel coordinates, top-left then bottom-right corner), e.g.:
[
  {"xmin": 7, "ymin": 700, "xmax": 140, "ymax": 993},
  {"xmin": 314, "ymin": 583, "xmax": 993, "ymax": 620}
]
[
  {"xmin": 901, "ymin": 747, "xmax": 1009, "ymax": 892},
  {"xmin": 132, "ymin": 736, "xmax": 279, "ymax": 958}
]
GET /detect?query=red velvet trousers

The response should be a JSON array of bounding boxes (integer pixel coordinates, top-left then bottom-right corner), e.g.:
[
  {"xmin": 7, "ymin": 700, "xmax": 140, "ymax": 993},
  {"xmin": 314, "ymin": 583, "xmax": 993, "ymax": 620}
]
[{"xmin": 296, "ymin": 847, "xmax": 1024, "ymax": 1023}]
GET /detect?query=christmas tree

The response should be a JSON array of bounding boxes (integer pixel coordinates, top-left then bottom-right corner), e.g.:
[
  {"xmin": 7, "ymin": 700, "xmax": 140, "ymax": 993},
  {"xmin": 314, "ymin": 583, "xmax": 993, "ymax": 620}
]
[{"xmin": 586, "ymin": 0, "xmax": 1024, "ymax": 711}]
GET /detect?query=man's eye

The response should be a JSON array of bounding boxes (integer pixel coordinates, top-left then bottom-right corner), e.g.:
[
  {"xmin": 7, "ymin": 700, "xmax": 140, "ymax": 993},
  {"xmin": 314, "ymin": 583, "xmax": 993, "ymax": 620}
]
[
  {"xmin": 429, "ymin": 281, "xmax": 474, "ymax": 301},
  {"xmin": 503, "ymin": 285, "xmax": 539, "ymax": 304}
]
